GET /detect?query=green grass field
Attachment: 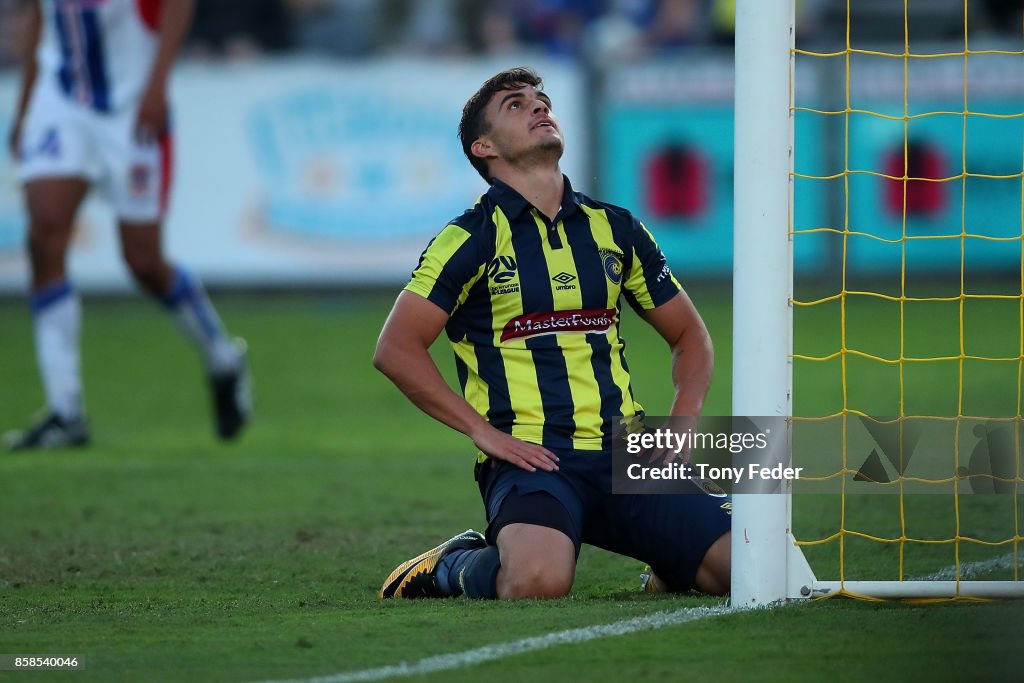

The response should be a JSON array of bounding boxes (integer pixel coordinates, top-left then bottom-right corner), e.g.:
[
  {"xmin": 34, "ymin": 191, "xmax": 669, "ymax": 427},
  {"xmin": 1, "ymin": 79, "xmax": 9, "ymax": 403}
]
[{"xmin": 1, "ymin": 289, "xmax": 1021, "ymax": 682}]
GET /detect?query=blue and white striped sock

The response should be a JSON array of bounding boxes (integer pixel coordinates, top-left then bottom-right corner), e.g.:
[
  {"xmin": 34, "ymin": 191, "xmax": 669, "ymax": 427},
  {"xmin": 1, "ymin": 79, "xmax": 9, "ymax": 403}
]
[
  {"xmin": 31, "ymin": 280, "xmax": 83, "ymax": 419},
  {"xmin": 160, "ymin": 266, "xmax": 239, "ymax": 375}
]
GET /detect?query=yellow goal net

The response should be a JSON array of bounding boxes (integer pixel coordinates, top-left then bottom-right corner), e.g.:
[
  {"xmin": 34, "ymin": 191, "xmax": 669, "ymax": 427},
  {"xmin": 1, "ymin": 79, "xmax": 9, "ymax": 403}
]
[{"xmin": 732, "ymin": 0, "xmax": 1024, "ymax": 603}]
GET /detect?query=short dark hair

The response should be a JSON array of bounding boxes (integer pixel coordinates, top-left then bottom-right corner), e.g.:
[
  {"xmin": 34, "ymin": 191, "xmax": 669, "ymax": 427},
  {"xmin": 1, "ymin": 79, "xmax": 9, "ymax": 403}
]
[{"xmin": 458, "ymin": 67, "xmax": 544, "ymax": 182}]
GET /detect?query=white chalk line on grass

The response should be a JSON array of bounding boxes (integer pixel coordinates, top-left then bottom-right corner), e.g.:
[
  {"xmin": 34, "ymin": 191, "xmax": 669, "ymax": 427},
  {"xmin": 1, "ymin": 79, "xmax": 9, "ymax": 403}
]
[
  {"xmin": 916, "ymin": 550, "xmax": 1024, "ymax": 582},
  {"xmin": 252, "ymin": 551, "xmax": 1021, "ymax": 683},
  {"xmin": 251, "ymin": 604, "xmax": 731, "ymax": 683}
]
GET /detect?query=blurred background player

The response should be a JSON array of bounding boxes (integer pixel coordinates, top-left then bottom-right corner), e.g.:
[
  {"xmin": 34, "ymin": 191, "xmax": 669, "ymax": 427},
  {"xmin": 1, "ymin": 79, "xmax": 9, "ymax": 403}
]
[
  {"xmin": 4, "ymin": 0, "xmax": 251, "ymax": 450},
  {"xmin": 374, "ymin": 67, "xmax": 731, "ymax": 601}
]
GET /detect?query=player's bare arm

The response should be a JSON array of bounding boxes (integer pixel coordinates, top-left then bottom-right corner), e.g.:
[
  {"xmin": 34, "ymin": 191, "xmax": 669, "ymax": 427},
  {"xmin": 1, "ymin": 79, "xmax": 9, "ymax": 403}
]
[
  {"xmin": 8, "ymin": 0, "xmax": 41, "ymax": 159},
  {"xmin": 135, "ymin": 0, "xmax": 195, "ymax": 142},
  {"xmin": 373, "ymin": 290, "xmax": 559, "ymax": 473},
  {"xmin": 641, "ymin": 289, "xmax": 714, "ymax": 463}
]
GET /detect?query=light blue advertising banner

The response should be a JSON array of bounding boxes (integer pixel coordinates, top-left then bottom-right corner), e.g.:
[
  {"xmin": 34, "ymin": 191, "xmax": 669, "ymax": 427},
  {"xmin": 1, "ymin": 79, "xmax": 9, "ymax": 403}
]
[
  {"xmin": 601, "ymin": 55, "xmax": 1022, "ymax": 279},
  {"xmin": 846, "ymin": 100, "xmax": 1023, "ymax": 274},
  {"xmin": 0, "ymin": 58, "xmax": 587, "ymax": 290},
  {"xmin": 601, "ymin": 105, "xmax": 826, "ymax": 277}
]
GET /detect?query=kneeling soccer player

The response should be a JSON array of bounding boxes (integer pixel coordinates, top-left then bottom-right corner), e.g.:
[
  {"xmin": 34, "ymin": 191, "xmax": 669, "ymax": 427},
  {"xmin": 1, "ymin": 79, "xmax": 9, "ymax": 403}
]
[{"xmin": 373, "ymin": 67, "xmax": 730, "ymax": 600}]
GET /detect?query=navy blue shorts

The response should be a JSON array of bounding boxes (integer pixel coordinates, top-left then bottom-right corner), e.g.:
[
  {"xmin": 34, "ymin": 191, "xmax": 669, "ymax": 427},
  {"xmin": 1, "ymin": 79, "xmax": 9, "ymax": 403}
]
[{"xmin": 474, "ymin": 448, "xmax": 732, "ymax": 592}]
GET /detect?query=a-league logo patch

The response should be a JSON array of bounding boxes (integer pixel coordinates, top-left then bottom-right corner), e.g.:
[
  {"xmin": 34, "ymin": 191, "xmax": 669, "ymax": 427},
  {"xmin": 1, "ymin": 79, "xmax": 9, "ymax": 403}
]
[
  {"xmin": 599, "ymin": 249, "xmax": 623, "ymax": 285},
  {"xmin": 487, "ymin": 255, "xmax": 518, "ymax": 283},
  {"xmin": 488, "ymin": 255, "xmax": 520, "ymax": 295}
]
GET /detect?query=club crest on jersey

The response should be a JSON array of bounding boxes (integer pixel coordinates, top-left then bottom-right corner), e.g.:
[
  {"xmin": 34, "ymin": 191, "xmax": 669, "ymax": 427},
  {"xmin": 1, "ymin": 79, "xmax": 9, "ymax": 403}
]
[
  {"xmin": 599, "ymin": 249, "xmax": 624, "ymax": 285},
  {"xmin": 130, "ymin": 164, "xmax": 151, "ymax": 197},
  {"xmin": 488, "ymin": 255, "xmax": 520, "ymax": 295}
]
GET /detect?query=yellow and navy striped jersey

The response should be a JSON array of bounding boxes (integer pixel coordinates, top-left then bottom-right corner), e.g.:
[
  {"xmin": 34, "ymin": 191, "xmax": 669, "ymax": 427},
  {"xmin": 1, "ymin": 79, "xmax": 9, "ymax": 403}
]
[{"xmin": 406, "ymin": 177, "xmax": 682, "ymax": 452}]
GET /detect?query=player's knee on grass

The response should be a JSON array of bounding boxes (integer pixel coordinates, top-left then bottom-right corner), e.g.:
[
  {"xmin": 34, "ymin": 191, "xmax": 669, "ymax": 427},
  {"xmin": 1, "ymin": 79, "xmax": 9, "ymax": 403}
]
[
  {"xmin": 496, "ymin": 523, "xmax": 576, "ymax": 600},
  {"xmin": 498, "ymin": 560, "xmax": 575, "ymax": 600},
  {"xmin": 693, "ymin": 531, "xmax": 731, "ymax": 596}
]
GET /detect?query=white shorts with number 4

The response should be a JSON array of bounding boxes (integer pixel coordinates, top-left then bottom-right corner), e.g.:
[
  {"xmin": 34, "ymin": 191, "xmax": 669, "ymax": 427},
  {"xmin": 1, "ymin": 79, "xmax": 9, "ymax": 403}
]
[{"xmin": 17, "ymin": 81, "xmax": 172, "ymax": 224}]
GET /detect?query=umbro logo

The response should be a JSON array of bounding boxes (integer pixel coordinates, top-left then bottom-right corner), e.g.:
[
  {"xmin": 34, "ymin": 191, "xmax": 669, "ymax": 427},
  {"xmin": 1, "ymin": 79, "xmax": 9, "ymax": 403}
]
[
  {"xmin": 552, "ymin": 272, "xmax": 576, "ymax": 284},
  {"xmin": 552, "ymin": 272, "xmax": 577, "ymax": 291}
]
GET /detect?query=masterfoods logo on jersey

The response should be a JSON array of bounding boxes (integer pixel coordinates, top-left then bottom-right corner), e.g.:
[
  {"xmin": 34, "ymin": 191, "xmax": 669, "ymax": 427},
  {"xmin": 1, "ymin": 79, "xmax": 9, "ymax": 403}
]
[{"xmin": 501, "ymin": 309, "xmax": 617, "ymax": 342}]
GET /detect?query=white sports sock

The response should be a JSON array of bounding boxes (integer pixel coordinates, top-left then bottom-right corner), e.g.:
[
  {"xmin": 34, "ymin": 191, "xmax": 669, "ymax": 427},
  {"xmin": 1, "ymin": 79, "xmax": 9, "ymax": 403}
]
[
  {"xmin": 31, "ymin": 282, "xmax": 84, "ymax": 419},
  {"xmin": 161, "ymin": 266, "xmax": 239, "ymax": 375}
]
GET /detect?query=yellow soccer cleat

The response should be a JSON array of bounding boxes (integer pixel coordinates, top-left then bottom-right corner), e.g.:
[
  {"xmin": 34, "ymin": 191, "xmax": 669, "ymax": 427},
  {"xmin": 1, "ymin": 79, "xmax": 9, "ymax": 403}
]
[
  {"xmin": 380, "ymin": 530, "xmax": 486, "ymax": 599},
  {"xmin": 640, "ymin": 565, "xmax": 669, "ymax": 593}
]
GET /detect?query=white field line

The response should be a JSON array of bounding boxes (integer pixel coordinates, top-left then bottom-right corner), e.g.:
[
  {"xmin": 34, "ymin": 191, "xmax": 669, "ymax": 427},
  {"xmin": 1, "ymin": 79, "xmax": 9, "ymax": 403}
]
[
  {"xmin": 914, "ymin": 550, "xmax": 1023, "ymax": 581},
  {"xmin": 251, "ymin": 551, "xmax": 1021, "ymax": 683},
  {"xmin": 251, "ymin": 604, "xmax": 731, "ymax": 683}
]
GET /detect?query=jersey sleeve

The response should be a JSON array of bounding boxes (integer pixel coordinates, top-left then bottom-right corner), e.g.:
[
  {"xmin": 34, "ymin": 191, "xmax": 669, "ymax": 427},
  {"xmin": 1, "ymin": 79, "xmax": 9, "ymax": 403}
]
[
  {"xmin": 622, "ymin": 218, "xmax": 682, "ymax": 312},
  {"xmin": 405, "ymin": 223, "xmax": 486, "ymax": 315}
]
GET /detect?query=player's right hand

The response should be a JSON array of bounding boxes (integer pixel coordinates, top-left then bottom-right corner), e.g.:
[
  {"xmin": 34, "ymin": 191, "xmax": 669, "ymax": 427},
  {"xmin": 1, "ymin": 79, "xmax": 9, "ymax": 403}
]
[
  {"xmin": 648, "ymin": 415, "xmax": 699, "ymax": 466},
  {"xmin": 135, "ymin": 85, "xmax": 168, "ymax": 144},
  {"xmin": 471, "ymin": 426, "xmax": 560, "ymax": 473}
]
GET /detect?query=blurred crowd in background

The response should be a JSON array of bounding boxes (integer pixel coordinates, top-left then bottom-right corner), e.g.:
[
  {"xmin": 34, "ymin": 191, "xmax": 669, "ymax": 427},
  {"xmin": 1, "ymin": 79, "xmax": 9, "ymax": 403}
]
[{"xmin": 1, "ymin": 0, "xmax": 1022, "ymax": 68}]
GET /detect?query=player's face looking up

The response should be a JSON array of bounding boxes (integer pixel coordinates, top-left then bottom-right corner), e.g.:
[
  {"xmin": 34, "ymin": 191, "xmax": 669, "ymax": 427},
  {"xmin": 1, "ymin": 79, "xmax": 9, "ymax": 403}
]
[{"xmin": 474, "ymin": 84, "xmax": 564, "ymax": 170}]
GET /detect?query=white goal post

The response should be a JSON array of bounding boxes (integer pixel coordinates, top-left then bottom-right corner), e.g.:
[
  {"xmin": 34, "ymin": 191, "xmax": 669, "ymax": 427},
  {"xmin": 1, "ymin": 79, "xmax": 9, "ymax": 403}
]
[
  {"xmin": 730, "ymin": 0, "xmax": 1024, "ymax": 605},
  {"xmin": 731, "ymin": 0, "xmax": 805, "ymax": 607}
]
